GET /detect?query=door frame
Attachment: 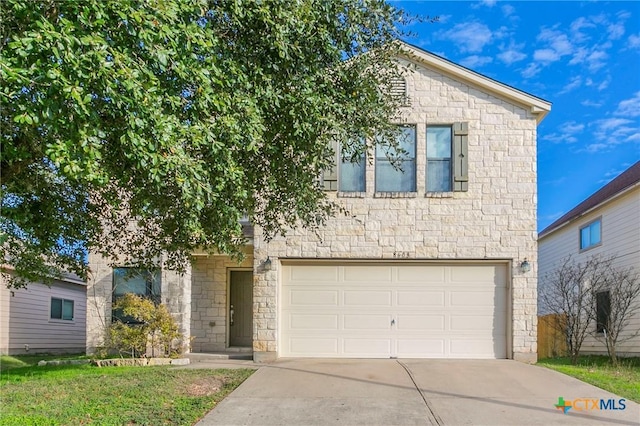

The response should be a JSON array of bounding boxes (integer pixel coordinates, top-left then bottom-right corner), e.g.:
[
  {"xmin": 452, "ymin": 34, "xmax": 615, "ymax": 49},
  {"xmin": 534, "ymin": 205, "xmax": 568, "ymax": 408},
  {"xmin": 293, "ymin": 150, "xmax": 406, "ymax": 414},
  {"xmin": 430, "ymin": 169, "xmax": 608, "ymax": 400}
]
[{"xmin": 226, "ymin": 268, "xmax": 254, "ymax": 348}]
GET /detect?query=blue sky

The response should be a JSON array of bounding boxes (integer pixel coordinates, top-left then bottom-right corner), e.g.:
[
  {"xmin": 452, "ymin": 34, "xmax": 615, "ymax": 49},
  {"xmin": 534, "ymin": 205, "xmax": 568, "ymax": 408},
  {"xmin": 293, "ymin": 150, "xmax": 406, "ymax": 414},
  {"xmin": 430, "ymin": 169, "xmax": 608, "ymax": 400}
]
[{"xmin": 394, "ymin": 0, "xmax": 640, "ymax": 232}]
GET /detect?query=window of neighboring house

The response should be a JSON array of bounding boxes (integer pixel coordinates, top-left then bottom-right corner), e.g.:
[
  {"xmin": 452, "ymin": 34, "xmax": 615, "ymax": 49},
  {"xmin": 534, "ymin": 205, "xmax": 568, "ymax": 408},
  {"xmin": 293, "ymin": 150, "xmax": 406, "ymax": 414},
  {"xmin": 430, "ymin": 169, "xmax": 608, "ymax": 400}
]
[
  {"xmin": 375, "ymin": 125, "xmax": 416, "ymax": 192},
  {"xmin": 427, "ymin": 126, "xmax": 453, "ymax": 192},
  {"xmin": 339, "ymin": 142, "xmax": 366, "ymax": 192},
  {"xmin": 112, "ymin": 268, "xmax": 161, "ymax": 324},
  {"xmin": 596, "ymin": 290, "xmax": 610, "ymax": 333},
  {"xmin": 50, "ymin": 298, "xmax": 74, "ymax": 321},
  {"xmin": 580, "ymin": 218, "xmax": 601, "ymax": 250}
]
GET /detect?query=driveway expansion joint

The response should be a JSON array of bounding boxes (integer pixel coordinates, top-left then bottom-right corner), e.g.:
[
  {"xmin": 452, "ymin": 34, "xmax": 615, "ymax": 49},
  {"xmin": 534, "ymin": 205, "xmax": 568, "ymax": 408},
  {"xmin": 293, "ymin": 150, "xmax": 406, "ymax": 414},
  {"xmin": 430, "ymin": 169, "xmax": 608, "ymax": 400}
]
[{"xmin": 397, "ymin": 360, "xmax": 444, "ymax": 426}]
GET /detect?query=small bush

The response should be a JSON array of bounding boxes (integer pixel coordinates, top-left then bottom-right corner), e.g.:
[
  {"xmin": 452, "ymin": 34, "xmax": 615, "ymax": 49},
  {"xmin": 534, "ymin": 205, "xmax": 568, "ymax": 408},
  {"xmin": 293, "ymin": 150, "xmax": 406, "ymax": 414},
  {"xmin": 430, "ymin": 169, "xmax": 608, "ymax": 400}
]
[{"xmin": 107, "ymin": 294, "xmax": 183, "ymax": 358}]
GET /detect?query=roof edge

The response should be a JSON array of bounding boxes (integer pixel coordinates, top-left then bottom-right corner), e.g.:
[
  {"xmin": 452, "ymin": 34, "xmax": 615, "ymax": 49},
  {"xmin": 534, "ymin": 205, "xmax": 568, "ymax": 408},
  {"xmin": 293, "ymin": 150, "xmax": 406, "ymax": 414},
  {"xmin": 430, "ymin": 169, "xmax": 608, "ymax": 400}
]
[{"xmin": 397, "ymin": 41, "xmax": 552, "ymax": 123}]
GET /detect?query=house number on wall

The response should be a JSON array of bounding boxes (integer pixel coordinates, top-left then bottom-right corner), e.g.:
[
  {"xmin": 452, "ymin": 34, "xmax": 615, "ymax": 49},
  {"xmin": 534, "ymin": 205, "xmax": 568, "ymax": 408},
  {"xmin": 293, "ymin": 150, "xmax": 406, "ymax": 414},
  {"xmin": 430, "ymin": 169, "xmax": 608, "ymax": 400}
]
[{"xmin": 393, "ymin": 251, "xmax": 411, "ymax": 258}]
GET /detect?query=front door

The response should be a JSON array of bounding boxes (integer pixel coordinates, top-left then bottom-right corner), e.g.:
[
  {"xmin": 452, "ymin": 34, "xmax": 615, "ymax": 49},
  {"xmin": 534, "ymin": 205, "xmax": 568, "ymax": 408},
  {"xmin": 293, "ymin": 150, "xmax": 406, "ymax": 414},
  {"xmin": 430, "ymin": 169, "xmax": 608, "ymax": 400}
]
[{"xmin": 229, "ymin": 271, "xmax": 253, "ymax": 347}]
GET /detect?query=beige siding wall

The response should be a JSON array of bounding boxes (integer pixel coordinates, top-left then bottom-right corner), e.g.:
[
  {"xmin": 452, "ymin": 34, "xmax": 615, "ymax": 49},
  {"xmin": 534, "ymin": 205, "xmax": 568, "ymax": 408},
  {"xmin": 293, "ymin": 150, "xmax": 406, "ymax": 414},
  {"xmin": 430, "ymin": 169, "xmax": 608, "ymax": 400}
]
[
  {"xmin": 190, "ymin": 249, "xmax": 253, "ymax": 352},
  {"xmin": 253, "ymin": 58, "xmax": 540, "ymax": 362},
  {"xmin": 539, "ymin": 186, "xmax": 640, "ymax": 355},
  {"xmin": 0, "ymin": 277, "xmax": 86, "ymax": 355}
]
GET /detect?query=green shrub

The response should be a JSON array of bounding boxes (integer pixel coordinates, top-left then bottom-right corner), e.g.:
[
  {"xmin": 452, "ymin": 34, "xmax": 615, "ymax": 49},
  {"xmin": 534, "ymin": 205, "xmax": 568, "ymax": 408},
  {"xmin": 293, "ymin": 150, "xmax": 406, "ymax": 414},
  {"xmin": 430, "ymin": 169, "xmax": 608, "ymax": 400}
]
[{"xmin": 107, "ymin": 294, "xmax": 183, "ymax": 358}]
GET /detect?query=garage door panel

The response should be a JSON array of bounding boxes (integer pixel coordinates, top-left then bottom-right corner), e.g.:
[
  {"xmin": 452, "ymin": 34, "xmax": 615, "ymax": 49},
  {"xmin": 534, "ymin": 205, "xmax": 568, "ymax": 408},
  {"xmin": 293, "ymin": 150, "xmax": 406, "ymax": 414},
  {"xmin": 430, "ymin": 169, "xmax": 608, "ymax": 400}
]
[
  {"xmin": 450, "ymin": 291, "xmax": 496, "ymax": 307},
  {"xmin": 344, "ymin": 290, "xmax": 392, "ymax": 306},
  {"xmin": 397, "ymin": 291, "xmax": 445, "ymax": 306},
  {"xmin": 289, "ymin": 266, "xmax": 339, "ymax": 281},
  {"xmin": 343, "ymin": 338, "xmax": 391, "ymax": 356},
  {"xmin": 343, "ymin": 266, "xmax": 392, "ymax": 282},
  {"xmin": 450, "ymin": 315, "xmax": 501, "ymax": 332},
  {"xmin": 397, "ymin": 266, "xmax": 446, "ymax": 283},
  {"xmin": 281, "ymin": 263, "xmax": 508, "ymax": 359},
  {"xmin": 450, "ymin": 339, "xmax": 503, "ymax": 358},
  {"xmin": 289, "ymin": 314, "xmax": 339, "ymax": 330},
  {"xmin": 290, "ymin": 290, "xmax": 338, "ymax": 306},
  {"xmin": 451, "ymin": 265, "xmax": 504, "ymax": 284},
  {"xmin": 397, "ymin": 339, "xmax": 445, "ymax": 356},
  {"xmin": 289, "ymin": 338, "xmax": 338, "ymax": 355},
  {"xmin": 397, "ymin": 315, "xmax": 445, "ymax": 331},
  {"xmin": 344, "ymin": 314, "xmax": 391, "ymax": 330}
]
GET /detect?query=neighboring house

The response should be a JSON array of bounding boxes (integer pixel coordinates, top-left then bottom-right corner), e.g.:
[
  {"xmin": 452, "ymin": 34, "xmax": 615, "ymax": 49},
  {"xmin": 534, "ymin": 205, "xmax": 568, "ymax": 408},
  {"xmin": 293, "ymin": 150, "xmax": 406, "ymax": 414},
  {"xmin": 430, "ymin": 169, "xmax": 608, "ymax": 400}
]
[
  {"xmin": 87, "ymin": 42, "xmax": 551, "ymax": 363},
  {"xmin": 538, "ymin": 161, "xmax": 640, "ymax": 356},
  {"xmin": 0, "ymin": 273, "xmax": 87, "ymax": 355}
]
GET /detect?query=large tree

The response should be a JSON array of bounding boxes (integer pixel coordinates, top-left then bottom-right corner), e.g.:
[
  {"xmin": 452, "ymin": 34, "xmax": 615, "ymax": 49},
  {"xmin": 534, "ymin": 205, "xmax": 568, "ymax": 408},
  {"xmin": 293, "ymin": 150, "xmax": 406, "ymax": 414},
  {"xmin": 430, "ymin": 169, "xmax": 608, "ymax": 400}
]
[{"xmin": 1, "ymin": 0, "xmax": 410, "ymax": 287}]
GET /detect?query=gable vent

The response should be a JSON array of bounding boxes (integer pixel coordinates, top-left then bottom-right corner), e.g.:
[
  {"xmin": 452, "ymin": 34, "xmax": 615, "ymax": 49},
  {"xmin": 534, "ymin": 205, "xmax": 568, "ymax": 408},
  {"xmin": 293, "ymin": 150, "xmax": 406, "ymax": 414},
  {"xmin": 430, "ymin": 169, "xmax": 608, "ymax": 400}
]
[{"xmin": 390, "ymin": 76, "xmax": 410, "ymax": 106}]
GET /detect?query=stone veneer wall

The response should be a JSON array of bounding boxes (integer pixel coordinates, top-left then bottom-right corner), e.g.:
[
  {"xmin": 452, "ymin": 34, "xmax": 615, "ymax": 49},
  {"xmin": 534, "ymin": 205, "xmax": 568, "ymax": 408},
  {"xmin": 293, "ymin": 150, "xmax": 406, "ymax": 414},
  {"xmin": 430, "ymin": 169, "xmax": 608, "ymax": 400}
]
[
  {"xmin": 190, "ymin": 249, "xmax": 253, "ymax": 353},
  {"xmin": 86, "ymin": 253, "xmax": 192, "ymax": 355},
  {"xmin": 252, "ymin": 58, "xmax": 539, "ymax": 363}
]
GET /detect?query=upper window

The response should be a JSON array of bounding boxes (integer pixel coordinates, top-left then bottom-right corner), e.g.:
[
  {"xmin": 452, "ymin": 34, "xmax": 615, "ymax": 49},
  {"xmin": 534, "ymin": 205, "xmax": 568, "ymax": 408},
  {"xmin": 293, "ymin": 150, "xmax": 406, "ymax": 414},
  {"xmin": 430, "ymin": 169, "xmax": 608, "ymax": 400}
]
[
  {"xmin": 51, "ymin": 298, "xmax": 74, "ymax": 321},
  {"xmin": 112, "ymin": 268, "xmax": 161, "ymax": 323},
  {"xmin": 339, "ymin": 143, "xmax": 366, "ymax": 192},
  {"xmin": 580, "ymin": 219, "xmax": 601, "ymax": 250},
  {"xmin": 427, "ymin": 126, "xmax": 453, "ymax": 192},
  {"xmin": 375, "ymin": 125, "xmax": 416, "ymax": 192}
]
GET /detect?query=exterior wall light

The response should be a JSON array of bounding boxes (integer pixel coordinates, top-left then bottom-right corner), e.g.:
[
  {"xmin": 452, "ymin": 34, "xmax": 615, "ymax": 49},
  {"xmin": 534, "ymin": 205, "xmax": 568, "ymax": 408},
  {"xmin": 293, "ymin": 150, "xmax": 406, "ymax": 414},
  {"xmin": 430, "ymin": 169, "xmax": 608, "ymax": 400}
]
[
  {"xmin": 263, "ymin": 257, "xmax": 272, "ymax": 271},
  {"xmin": 520, "ymin": 259, "xmax": 531, "ymax": 273}
]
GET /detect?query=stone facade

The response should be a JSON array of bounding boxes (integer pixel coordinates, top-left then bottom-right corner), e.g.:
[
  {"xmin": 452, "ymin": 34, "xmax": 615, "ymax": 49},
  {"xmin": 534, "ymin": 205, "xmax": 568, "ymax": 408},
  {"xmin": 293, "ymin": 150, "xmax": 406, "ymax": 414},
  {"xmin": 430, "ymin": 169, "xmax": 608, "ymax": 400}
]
[
  {"xmin": 190, "ymin": 249, "xmax": 253, "ymax": 353},
  {"xmin": 251, "ymin": 54, "xmax": 544, "ymax": 363},
  {"xmin": 86, "ymin": 45, "xmax": 547, "ymax": 363},
  {"xmin": 86, "ymin": 253, "xmax": 192, "ymax": 355}
]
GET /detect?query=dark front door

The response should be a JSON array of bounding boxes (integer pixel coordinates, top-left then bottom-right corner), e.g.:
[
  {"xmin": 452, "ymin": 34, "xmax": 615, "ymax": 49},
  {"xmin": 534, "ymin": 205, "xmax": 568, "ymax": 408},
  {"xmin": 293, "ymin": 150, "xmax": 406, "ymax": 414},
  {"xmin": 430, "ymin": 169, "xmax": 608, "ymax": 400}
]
[{"xmin": 229, "ymin": 271, "xmax": 253, "ymax": 347}]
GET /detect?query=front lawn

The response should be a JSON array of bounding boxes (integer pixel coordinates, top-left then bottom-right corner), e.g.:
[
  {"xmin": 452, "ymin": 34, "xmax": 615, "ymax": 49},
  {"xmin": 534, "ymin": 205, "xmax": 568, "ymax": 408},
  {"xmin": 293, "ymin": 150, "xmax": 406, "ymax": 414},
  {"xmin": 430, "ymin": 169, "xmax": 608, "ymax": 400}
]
[
  {"xmin": 0, "ymin": 355, "xmax": 254, "ymax": 425},
  {"xmin": 538, "ymin": 356, "xmax": 640, "ymax": 403}
]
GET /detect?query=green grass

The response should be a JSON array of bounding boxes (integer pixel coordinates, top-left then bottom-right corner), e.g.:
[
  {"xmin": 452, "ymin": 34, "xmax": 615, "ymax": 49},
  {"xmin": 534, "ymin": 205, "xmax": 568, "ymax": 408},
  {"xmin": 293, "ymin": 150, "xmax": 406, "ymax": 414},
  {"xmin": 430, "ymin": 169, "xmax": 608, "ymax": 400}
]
[
  {"xmin": 0, "ymin": 354, "xmax": 90, "ymax": 372},
  {"xmin": 0, "ymin": 356, "xmax": 254, "ymax": 425},
  {"xmin": 538, "ymin": 356, "xmax": 640, "ymax": 403}
]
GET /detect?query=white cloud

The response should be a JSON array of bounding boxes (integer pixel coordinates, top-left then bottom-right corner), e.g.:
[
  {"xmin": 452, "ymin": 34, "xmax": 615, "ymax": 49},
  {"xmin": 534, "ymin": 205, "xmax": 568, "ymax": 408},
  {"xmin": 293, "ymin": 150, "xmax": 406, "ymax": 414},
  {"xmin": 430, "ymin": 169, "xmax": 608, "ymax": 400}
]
[
  {"xmin": 521, "ymin": 63, "xmax": 542, "ymax": 79},
  {"xmin": 472, "ymin": 0, "xmax": 496, "ymax": 9},
  {"xmin": 497, "ymin": 41, "xmax": 527, "ymax": 65},
  {"xmin": 559, "ymin": 76, "xmax": 582, "ymax": 94},
  {"xmin": 437, "ymin": 22, "xmax": 494, "ymax": 53},
  {"xmin": 533, "ymin": 48, "xmax": 560, "ymax": 63},
  {"xmin": 586, "ymin": 50, "xmax": 609, "ymax": 71},
  {"xmin": 597, "ymin": 76, "xmax": 611, "ymax": 91},
  {"xmin": 587, "ymin": 118, "xmax": 639, "ymax": 151},
  {"xmin": 628, "ymin": 34, "xmax": 640, "ymax": 49},
  {"xmin": 615, "ymin": 92, "xmax": 640, "ymax": 117},
  {"xmin": 542, "ymin": 121, "xmax": 584, "ymax": 144},
  {"xmin": 581, "ymin": 99, "xmax": 603, "ymax": 108},
  {"xmin": 607, "ymin": 22, "xmax": 625, "ymax": 40},
  {"xmin": 595, "ymin": 118, "xmax": 633, "ymax": 131},
  {"xmin": 502, "ymin": 4, "xmax": 516, "ymax": 18},
  {"xmin": 459, "ymin": 55, "xmax": 493, "ymax": 68},
  {"xmin": 537, "ymin": 28, "xmax": 574, "ymax": 56}
]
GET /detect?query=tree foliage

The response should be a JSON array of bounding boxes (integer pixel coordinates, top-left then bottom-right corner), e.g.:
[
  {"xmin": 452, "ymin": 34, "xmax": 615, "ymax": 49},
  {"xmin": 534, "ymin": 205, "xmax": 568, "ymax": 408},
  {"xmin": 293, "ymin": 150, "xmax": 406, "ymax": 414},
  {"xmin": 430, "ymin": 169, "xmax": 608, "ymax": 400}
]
[{"xmin": 1, "ymin": 0, "xmax": 410, "ymax": 287}]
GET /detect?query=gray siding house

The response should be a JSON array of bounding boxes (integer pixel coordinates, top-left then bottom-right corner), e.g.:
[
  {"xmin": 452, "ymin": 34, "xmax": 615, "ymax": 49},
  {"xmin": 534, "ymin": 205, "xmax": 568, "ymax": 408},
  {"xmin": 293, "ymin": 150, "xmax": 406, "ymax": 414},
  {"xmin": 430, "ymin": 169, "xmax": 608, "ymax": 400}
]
[
  {"xmin": 87, "ymin": 42, "xmax": 551, "ymax": 363},
  {"xmin": 0, "ymin": 274, "xmax": 87, "ymax": 355},
  {"xmin": 539, "ymin": 161, "xmax": 640, "ymax": 355}
]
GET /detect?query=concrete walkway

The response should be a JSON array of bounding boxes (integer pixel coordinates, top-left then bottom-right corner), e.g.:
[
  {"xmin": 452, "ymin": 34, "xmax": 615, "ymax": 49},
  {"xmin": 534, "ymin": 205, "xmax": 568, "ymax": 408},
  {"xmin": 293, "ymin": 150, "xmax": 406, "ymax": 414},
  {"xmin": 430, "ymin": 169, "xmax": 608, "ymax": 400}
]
[{"xmin": 191, "ymin": 359, "xmax": 640, "ymax": 426}]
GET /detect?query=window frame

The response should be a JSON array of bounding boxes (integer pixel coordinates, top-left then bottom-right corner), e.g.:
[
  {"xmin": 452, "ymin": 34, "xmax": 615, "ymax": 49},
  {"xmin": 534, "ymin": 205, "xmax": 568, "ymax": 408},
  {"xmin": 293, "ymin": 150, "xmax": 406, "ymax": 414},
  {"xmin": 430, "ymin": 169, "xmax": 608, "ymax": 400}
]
[
  {"xmin": 50, "ymin": 297, "xmax": 74, "ymax": 321},
  {"xmin": 426, "ymin": 125, "xmax": 453, "ymax": 192},
  {"xmin": 374, "ymin": 124, "xmax": 417, "ymax": 193},
  {"xmin": 112, "ymin": 267, "xmax": 161, "ymax": 324},
  {"xmin": 579, "ymin": 217, "xmax": 602, "ymax": 251},
  {"xmin": 338, "ymin": 141, "xmax": 366, "ymax": 193}
]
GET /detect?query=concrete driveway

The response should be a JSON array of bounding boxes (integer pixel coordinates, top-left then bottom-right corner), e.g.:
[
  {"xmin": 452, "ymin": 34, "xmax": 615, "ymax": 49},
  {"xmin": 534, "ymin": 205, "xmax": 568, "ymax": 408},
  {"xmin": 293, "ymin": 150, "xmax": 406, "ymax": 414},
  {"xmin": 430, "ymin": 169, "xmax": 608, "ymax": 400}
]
[{"xmin": 196, "ymin": 359, "xmax": 639, "ymax": 426}]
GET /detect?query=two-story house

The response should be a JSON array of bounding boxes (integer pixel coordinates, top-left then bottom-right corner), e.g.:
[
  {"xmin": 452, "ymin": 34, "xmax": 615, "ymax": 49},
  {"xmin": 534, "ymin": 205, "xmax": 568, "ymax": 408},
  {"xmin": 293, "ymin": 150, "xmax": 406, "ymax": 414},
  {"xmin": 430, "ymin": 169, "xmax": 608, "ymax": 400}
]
[
  {"xmin": 87, "ymin": 42, "xmax": 551, "ymax": 363},
  {"xmin": 538, "ymin": 161, "xmax": 640, "ymax": 356}
]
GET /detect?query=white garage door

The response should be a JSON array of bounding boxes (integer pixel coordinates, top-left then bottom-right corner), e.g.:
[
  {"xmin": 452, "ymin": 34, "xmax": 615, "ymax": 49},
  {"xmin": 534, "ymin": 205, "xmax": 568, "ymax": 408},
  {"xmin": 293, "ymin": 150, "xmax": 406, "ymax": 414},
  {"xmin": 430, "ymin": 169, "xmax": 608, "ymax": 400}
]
[{"xmin": 280, "ymin": 263, "xmax": 508, "ymax": 359}]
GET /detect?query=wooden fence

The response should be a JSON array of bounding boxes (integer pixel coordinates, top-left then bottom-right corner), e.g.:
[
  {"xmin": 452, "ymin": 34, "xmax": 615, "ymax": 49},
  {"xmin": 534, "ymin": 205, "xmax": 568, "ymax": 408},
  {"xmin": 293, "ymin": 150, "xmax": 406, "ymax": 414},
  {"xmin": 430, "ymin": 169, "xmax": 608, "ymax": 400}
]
[{"xmin": 538, "ymin": 314, "xmax": 567, "ymax": 359}]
